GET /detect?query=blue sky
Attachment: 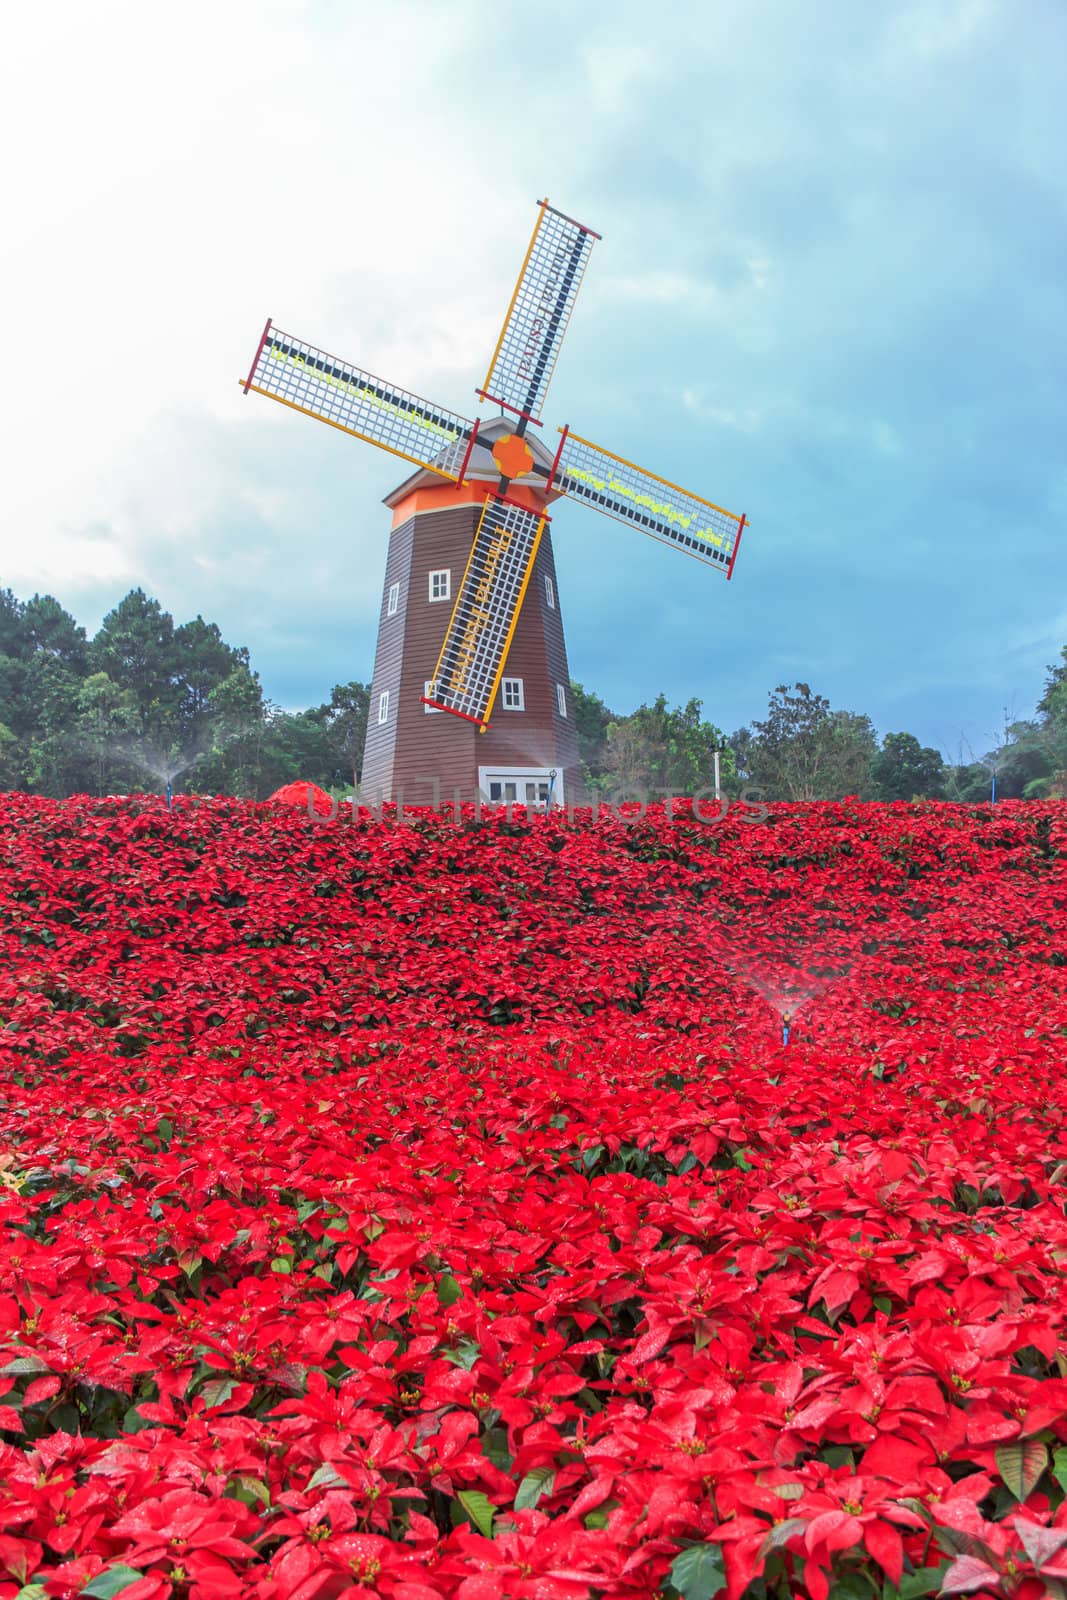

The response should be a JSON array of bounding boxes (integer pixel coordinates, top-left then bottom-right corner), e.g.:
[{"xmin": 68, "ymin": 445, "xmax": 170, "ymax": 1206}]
[{"xmin": 3, "ymin": 0, "xmax": 1065, "ymax": 757}]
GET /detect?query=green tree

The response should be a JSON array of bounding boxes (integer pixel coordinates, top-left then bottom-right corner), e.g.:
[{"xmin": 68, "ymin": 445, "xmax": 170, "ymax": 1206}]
[
  {"xmin": 603, "ymin": 694, "xmax": 734, "ymax": 798},
  {"xmin": 1038, "ymin": 647, "xmax": 1067, "ymax": 723},
  {"xmin": 569, "ymin": 681, "xmax": 617, "ymax": 793},
  {"xmin": 870, "ymin": 732, "xmax": 946, "ymax": 801},
  {"xmin": 307, "ymin": 681, "xmax": 370, "ymax": 789},
  {"xmin": 747, "ymin": 683, "xmax": 876, "ymax": 800},
  {"xmin": 192, "ymin": 669, "xmax": 267, "ymax": 796},
  {"xmin": 21, "ymin": 595, "xmax": 89, "ymax": 672},
  {"xmin": 90, "ymin": 589, "xmax": 176, "ymax": 742},
  {"xmin": 726, "ymin": 725, "xmax": 754, "ymax": 791},
  {"xmin": 255, "ymin": 709, "xmax": 337, "ymax": 797},
  {"xmin": 944, "ymin": 761, "xmax": 994, "ymax": 803},
  {"xmin": 67, "ymin": 673, "xmax": 142, "ymax": 794},
  {"xmin": 0, "ymin": 593, "xmax": 88, "ymax": 792},
  {"xmin": 1036, "ymin": 649, "xmax": 1067, "ymax": 796},
  {"xmin": 171, "ymin": 616, "xmax": 256, "ymax": 750},
  {"xmin": 0, "ymin": 589, "xmax": 22, "ymax": 658},
  {"xmin": 0, "ymin": 722, "xmax": 19, "ymax": 789}
]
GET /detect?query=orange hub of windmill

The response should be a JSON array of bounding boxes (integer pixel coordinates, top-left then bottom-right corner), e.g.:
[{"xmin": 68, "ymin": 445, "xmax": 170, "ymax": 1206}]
[{"xmin": 490, "ymin": 432, "xmax": 535, "ymax": 481}]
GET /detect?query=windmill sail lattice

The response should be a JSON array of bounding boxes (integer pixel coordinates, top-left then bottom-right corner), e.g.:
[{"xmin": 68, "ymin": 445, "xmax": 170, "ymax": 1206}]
[
  {"xmin": 426, "ymin": 497, "xmax": 547, "ymax": 727},
  {"xmin": 244, "ymin": 325, "xmax": 475, "ymax": 481},
  {"xmin": 240, "ymin": 196, "xmax": 748, "ymax": 735},
  {"xmin": 479, "ymin": 202, "xmax": 599, "ymax": 424},
  {"xmin": 552, "ymin": 429, "xmax": 746, "ymax": 572}
]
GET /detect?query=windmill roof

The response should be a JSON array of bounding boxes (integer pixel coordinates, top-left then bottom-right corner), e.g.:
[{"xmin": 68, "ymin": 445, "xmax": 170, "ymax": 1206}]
[{"xmin": 382, "ymin": 413, "xmax": 561, "ymax": 508}]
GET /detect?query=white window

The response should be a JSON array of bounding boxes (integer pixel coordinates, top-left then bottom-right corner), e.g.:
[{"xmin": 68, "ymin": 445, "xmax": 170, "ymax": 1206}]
[
  {"xmin": 429, "ymin": 569, "xmax": 451, "ymax": 603},
  {"xmin": 501, "ymin": 677, "xmax": 525, "ymax": 711},
  {"xmin": 556, "ymin": 682, "xmax": 567, "ymax": 717},
  {"xmin": 387, "ymin": 582, "xmax": 400, "ymax": 616},
  {"xmin": 378, "ymin": 691, "xmax": 389, "ymax": 725},
  {"xmin": 424, "ymin": 680, "xmax": 441, "ymax": 713},
  {"xmin": 545, "ymin": 575, "xmax": 555, "ymax": 609}
]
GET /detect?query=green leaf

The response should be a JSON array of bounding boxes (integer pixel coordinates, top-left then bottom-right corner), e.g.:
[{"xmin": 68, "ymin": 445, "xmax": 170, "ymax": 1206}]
[
  {"xmin": 1052, "ymin": 1446, "xmax": 1067, "ymax": 1496},
  {"xmin": 891, "ymin": 1570, "xmax": 949, "ymax": 1599},
  {"xmin": 270, "ymin": 1255, "xmax": 292, "ymax": 1274},
  {"xmin": 669, "ymin": 1542, "xmax": 727, "ymax": 1600},
  {"xmin": 514, "ymin": 1467, "xmax": 555, "ymax": 1510},
  {"xmin": 482, "ymin": 1425, "xmax": 511, "ymax": 1470},
  {"xmin": 199, "ymin": 1376, "xmax": 238, "ymax": 1408},
  {"xmin": 757, "ymin": 1518, "xmax": 806, "ymax": 1559},
  {"xmin": 228, "ymin": 1473, "xmax": 271, "ymax": 1507},
  {"xmin": 81, "ymin": 1567, "xmax": 147, "ymax": 1597},
  {"xmin": 307, "ymin": 1463, "xmax": 347, "ymax": 1491},
  {"xmin": 14, "ymin": 1587, "xmax": 48, "ymax": 1600},
  {"xmin": 996, "ymin": 1438, "xmax": 1048, "ymax": 1500},
  {"xmin": 454, "ymin": 1489, "xmax": 495, "ymax": 1536},
  {"xmin": 1, "ymin": 1354, "xmax": 50, "ymax": 1376},
  {"xmin": 437, "ymin": 1272, "xmax": 463, "ymax": 1307},
  {"xmin": 441, "ymin": 1339, "xmax": 480, "ymax": 1370},
  {"xmin": 827, "ymin": 1577, "xmax": 872, "ymax": 1600},
  {"xmin": 157, "ymin": 1117, "xmax": 173, "ymax": 1144}
]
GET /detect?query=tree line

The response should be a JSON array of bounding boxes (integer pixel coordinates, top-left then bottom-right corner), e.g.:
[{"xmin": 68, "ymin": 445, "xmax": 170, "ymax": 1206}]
[
  {"xmin": 574, "ymin": 673, "xmax": 1067, "ymax": 802},
  {"xmin": 0, "ymin": 588, "xmax": 366, "ymax": 799},
  {"xmin": 1, "ymin": 586, "xmax": 1065, "ymax": 802}
]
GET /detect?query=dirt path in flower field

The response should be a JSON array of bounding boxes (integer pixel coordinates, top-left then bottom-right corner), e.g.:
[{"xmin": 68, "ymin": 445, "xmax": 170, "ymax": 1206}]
[{"xmin": 0, "ymin": 794, "xmax": 1065, "ymax": 1599}]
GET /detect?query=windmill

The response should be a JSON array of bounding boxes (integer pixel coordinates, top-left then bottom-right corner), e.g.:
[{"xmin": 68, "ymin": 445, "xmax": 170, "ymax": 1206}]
[{"xmin": 241, "ymin": 200, "xmax": 748, "ymax": 809}]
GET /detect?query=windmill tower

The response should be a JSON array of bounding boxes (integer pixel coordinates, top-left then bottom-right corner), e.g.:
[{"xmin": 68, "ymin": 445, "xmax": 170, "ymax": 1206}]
[
  {"xmin": 240, "ymin": 200, "xmax": 749, "ymax": 810},
  {"xmin": 362, "ymin": 417, "xmax": 578, "ymax": 809}
]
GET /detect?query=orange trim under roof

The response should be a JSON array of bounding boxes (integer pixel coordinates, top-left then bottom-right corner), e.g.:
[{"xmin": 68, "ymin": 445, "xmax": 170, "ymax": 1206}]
[{"xmin": 389, "ymin": 479, "xmax": 548, "ymax": 529}]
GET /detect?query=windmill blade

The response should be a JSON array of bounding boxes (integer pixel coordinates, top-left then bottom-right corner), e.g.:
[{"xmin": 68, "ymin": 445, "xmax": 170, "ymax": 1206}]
[
  {"xmin": 242, "ymin": 322, "xmax": 476, "ymax": 481},
  {"xmin": 424, "ymin": 495, "xmax": 546, "ymax": 728},
  {"xmin": 551, "ymin": 427, "xmax": 746, "ymax": 575},
  {"xmin": 479, "ymin": 201, "xmax": 599, "ymax": 425}
]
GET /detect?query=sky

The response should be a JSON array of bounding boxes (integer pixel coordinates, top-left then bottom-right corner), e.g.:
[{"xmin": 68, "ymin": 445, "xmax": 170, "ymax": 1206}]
[{"xmin": 2, "ymin": 0, "xmax": 1065, "ymax": 758}]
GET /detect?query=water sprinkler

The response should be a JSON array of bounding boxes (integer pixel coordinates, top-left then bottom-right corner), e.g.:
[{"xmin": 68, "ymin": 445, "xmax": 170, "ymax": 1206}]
[
  {"xmin": 782, "ymin": 1011, "xmax": 791, "ymax": 1048},
  {"xmin": 547, "ymin": 768, "xmax": 557, "ymax": 810},
  {"xmin": 165, "ymin": 778, "xmax": 173, "ymax": 812}
]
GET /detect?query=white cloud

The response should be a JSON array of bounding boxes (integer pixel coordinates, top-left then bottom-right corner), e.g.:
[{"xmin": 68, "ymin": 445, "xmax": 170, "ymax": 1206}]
[
  {"xmin": 0, "ymin": 0, "xmax": 506, "ymax": 592},
  {"xmin": 1, "ymin": 0, "xmax": 1062, "ymax": 754},
  {"xmin": 886, "ymin": 0, "xmax": 995, "ymax": 64}
]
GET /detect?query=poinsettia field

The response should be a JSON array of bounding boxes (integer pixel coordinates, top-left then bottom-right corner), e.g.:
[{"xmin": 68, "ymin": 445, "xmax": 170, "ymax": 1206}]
[{"xmin": 1, "ymin": 793, "xmax": 1067, "ymax": 1600}]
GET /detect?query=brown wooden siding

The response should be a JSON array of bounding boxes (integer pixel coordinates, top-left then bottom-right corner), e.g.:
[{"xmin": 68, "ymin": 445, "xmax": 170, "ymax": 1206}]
[
  {"xmin": 361, "ymin": 500, "xmax": 583, "ymax": 808},
  {"xmin": 533, "ymin": 531, "xmax": 583, "ymax": 805},
  {"xmin": 359, "ymin": 519, "xmax": 413, "ymax": 799}
]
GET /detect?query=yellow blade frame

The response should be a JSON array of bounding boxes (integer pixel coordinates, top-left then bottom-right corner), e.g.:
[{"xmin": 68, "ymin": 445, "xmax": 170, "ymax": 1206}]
[
  {"xmin": 551, "ymin": 426, "xmax": 747, "ymax": 576},
  {"xmin": 241, "ymin": 322, "xmax": 477, "ymax": 481},
  {"xmin": 424, "ymin": 495, "xmax": 546, "ymax": 729},
  {"xmin": 479, "ymin": 200, "xmax": 599, "ymax": 424}
]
